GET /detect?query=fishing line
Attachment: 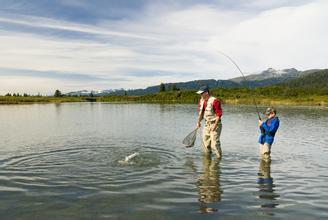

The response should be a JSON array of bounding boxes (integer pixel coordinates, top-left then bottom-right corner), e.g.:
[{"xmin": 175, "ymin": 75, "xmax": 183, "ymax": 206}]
[
  {"xmin": 217, "ymin": 50, "xmax": 261, "ymax": 120},
  {"xmin": 182, "ymin": 51, "xmax": 261, "ymax": 147}
]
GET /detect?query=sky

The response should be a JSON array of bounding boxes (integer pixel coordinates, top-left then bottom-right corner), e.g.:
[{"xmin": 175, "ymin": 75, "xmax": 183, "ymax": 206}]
[{"xmin": 0, "ymin": 0, "xmax": 327, "ymax": 95}]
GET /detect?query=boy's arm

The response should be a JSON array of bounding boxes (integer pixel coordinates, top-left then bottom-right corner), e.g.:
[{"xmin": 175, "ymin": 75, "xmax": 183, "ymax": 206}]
[{"xmin": 261, "ymin": 118, "xmax": 280, "ymax": 135}]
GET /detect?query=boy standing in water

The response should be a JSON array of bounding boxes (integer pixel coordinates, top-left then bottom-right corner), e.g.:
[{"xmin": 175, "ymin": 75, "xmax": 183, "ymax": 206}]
[
  {"xmin": 258, "ymin": 107, "xmax": 280, "ymax": 161},
  {"xmin": 196, "ymin": 86, "xmax": 223, "ymax": 159}
]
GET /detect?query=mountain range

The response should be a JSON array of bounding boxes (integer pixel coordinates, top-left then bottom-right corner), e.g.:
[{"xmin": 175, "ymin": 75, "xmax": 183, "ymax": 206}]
[{"xmin": 66, "ymin": 68, "xmax": 324, "ymax": 96}]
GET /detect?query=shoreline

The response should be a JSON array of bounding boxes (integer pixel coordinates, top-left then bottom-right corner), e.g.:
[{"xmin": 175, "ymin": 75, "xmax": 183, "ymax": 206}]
[{"xmin": 0, "ymin": 96, "xmax": 327, "ymax": 107}]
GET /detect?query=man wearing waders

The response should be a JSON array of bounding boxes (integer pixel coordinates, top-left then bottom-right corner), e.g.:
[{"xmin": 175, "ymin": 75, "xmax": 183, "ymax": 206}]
[
  {"xmin": 258, "ymin": 107, "xmax": 280, "ymax": 161},
  {"xmin": 196, "ymin": 86, "xmax": 223, "ymax": 159}
]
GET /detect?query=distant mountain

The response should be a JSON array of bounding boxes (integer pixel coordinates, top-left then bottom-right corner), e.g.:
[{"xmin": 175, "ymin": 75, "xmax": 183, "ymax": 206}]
[
  {"xmin": 104, "ymin": 79, "xmax": 240, "ymax": 96},
  {"xmin": 65, "ymin": 68, "xmax": 325, "ymax": 96},
  {"xmin": 66, "ymin": 79, "xmax": 240, "ymax": 96},
  {"xmin": 65, "ymin": 90, "xmax": 103, "ymax": 96},
  {"xmin": 278, "ymin": 69, "xmax": 328, "ymax": 89},
  {"xmin": 231, "ymin": 68, "xmax": 299, "ymax": 82},
  {"xmin": 229, "ymin": 68, "xmax": 316, "ymax": 87},
  {"xmin": 118, "ymin": 68, "xmax": 322, "ymax": 95}
]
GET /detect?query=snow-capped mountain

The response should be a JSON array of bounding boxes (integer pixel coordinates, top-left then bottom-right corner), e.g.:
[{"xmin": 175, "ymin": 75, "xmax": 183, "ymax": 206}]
[
  {"xmin": 230, "ymin": 68, "xmax": 300, "ymax": 83},
  {"xmin": 65, "ymin": 68, "xmax": 322, "ymax": 96},
  {"xmin": 65, "ymin": 90, "xmax": 102, "ymax": 96},
  {"xmin": 65, "ymin": 89, "xmax": 125, "ymax": 96}
]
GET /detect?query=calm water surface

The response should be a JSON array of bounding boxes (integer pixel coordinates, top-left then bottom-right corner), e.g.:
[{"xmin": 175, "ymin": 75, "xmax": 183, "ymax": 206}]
[{"xmin": 0, "ymin": 103, "xmax": 327, "ymax": 219}]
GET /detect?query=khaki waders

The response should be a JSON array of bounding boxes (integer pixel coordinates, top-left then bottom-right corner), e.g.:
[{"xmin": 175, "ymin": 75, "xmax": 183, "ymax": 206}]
[{"xmin": 202, "ymin": 120, "xmax": 222, "ymax": 158}]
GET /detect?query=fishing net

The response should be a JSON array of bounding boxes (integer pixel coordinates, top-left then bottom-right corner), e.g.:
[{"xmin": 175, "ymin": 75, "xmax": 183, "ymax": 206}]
[{"xmin": 182, "ymin": 128, "xmax": 199, "ymax": 148}]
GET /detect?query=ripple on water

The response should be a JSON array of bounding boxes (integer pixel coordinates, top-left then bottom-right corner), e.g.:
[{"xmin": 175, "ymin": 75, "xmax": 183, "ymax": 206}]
[
  {"xmin": 1, "ymin": 103, "xmax": 328, "ymax": 219},
  {"xmin": 0, "ymin": 141, "xmax": 184, "ymax": 198}
]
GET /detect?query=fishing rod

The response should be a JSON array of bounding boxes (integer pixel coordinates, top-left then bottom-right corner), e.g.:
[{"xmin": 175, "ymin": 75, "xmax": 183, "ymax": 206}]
[{"xmin": 217, "ymin": 50, "xmax": 261, "ymax": 120}]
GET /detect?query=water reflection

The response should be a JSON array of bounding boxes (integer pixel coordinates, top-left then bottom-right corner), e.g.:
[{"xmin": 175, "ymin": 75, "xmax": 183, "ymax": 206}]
[
  {"xmin": 55, "ymin": 103, "xmax": 62, "ymax": 116},
  {"xmin": 256, "ymin": 159, "xmax": 280, "ymax": 215},
  {"xmin": 197, "ymin": 155, "xmax": 222, "ymax": 213}
]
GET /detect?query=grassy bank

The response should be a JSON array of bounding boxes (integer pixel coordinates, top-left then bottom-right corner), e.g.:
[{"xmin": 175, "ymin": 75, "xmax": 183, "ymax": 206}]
[
  {"xmin": 1, "ymin": 87, "xmax": 327, "ymax": 106},
  {"xmin": 99, "ymin": 87, "xmax": 328, "ymax": 106},
  {"xmin": 99, "ymin": 94, "xmax": 328, "ymax": 106},
  {"xmin": 222, "ymin": 96, "xmax": 327, "ymax": 106},
  {"xmin": 0, "ymin": 96, "xmax": 85, "ymax": 104}
]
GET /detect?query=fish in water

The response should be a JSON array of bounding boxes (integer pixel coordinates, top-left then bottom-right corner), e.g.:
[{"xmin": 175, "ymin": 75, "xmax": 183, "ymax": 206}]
[{"xmin": 118, "ymin": 152, "xmax": 139, "ymax": 164}]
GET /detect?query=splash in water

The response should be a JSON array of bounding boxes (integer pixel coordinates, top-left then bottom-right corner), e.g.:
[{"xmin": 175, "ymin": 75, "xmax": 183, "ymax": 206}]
[{"xmin": 118, "ymin": 152, "xmax": 139, "ymax": 164}]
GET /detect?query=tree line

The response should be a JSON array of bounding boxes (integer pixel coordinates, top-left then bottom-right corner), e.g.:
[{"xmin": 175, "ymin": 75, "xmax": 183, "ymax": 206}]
[{"xmin": 159, "ymin": 83, "xmax": 180, "ymax": 92}]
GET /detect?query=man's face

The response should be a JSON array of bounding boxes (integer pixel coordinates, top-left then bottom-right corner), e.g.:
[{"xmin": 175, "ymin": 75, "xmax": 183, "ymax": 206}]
[{"xmin": 201, "ymin": 92, "xmax": 209, "ymax": 100}]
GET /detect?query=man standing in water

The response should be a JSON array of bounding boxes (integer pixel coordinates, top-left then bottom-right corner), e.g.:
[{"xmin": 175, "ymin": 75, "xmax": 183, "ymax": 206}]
[
  {"xmin": 258, "ymin": 107, "xmax": 280, "ymax": 161},
  {"xmin": 196, "ymin": 86, "xmax": 223, "ymax": 159}
]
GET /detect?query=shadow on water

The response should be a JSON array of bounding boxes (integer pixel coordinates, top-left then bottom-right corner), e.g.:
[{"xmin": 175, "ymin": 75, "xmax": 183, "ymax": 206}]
[
  {"xmin": 256, "ymin": 159, "xmax": 280, "ymax": 216},
  {"xmin": 197, "ymin": 155, "xmax": 222, "ymax": 214}
]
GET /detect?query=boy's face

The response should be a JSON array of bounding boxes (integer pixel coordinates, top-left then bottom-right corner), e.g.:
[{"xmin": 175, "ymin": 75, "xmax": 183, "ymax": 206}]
[{"xmin": 267, "ymin": 112, "xmax": 275, "ymax": 119}]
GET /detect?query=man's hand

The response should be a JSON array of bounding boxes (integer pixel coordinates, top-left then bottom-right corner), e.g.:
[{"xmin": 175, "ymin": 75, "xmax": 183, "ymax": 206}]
[
  {"xmin": 210, "ymin": 117, "xmax": 220, "ymax": 131},
  {"xmin": 197, "ymin": 121, "xmax": 201, "ymax": 128},
  {"xmin": 211, "ymin": 124, "xmax": 218, "ymax": 131}
]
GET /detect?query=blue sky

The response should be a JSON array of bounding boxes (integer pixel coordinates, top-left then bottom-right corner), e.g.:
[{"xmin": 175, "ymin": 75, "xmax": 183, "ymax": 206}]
[{"xmin": 0, "ymin": 0, "xmax": 327, "ymax": 94}]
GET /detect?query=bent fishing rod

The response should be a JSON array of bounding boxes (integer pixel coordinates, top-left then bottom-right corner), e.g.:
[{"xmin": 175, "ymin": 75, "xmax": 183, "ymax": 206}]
[{"xmin": 217, "ymin": 50, "xmax": 261, "ymax": 120}]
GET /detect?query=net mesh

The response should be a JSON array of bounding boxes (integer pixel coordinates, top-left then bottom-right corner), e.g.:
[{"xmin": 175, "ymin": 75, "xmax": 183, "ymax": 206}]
[{"xmin": 182, "ymin": 128, "xmax": 198, "ymax": 148}]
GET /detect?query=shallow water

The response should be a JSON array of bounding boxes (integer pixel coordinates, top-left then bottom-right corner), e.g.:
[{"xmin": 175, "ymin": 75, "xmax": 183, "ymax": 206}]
[{"xmin": 0, "ymin": 103, "xmax": 327, "ymax": 219}]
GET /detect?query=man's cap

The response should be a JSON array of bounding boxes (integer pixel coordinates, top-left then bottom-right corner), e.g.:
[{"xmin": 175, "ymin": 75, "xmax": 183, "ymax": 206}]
[
  {"xmin": 264, "ymin": 107, "xmax": 276, "ymax": 115},
  {"xmin": 196, "ymin": 85, "xmax": 209, "ymax": 94}
]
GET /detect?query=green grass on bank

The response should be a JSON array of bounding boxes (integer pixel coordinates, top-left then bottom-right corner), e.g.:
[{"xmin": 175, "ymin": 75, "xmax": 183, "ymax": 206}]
[
  {"xmin": 1, "ymin": 86, "xmax": 327, "ymax": 106},
  {"xmin": 0, "ymin": 96, "xmax": 85, "ymax": 104},
  {"xmin": 2, "ymin": 69, "xmax": 327, "ymax": 106},
  {"xmin": 99, "ymin": 86, "xmax": 328, "ymax": 106}
]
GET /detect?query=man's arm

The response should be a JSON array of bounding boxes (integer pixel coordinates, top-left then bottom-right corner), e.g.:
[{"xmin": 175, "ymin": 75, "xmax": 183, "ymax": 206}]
[
  {"xmin": 197, "ymin": 99, "xmax": 204, "ymax": 128},
  {"xmin": 197, "ymin": 112, "xmax": 203, "ymax": 128},
  {"xmin": 211, "ymin": 99, "xmax": 222, "ymax": 131}
]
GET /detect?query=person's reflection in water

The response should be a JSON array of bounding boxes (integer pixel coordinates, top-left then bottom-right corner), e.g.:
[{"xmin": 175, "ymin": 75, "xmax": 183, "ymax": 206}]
[
  {"xmin": 197, "ymin": 155, "xmax": 222, "ymax": 213},
  {"xmin": 256, "ymin": 159, "xmax": 279, "ymax": 216}
]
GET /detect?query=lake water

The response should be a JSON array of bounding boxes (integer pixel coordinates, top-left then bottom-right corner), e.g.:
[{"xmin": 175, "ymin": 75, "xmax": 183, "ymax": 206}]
[{"xmin": 0, "ymin": 103, "xmax": 327, "ymax": 219}]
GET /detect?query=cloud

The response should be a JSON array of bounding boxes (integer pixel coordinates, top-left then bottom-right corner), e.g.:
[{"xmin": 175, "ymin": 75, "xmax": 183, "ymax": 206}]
[
  {"xmin": 0, "ymin": 67, "xmax": 108, "ymax": 81},
  {"xmin": 125, "ymin": 70, "xmax": 198, "ymax": 78},
  {"xmin": 210, "ymin": 0, "xmax": 328, "ymax": 71},
  {"xmin": 0, "ymin": 0, "xmax": 327, "ymax": 94},
  {"xmin": 0, "ymin": 14, "xmax": 155, "ymax": 40},
  {"xmin": 0, "ymin": 67, "xmax": 130, "ymax": 95},
  {"xmin": 238, "ymin": 0, "xmax": 314, "ymax": 10},
  {"xmin": 0, "ymin": 30, "xmax": 138, "ymax": 73}
]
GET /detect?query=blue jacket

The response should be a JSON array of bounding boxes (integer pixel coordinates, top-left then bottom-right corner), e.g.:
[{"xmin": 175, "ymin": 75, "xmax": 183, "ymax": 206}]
[{"xmin": 258, "ymin": 117, "xmax": 280, "ymax": 145}]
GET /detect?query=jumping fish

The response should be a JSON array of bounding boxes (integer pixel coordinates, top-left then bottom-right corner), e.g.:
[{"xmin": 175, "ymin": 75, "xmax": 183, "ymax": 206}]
[{"xmin": 118, "ymin": 152, "xmax": 139, "ymax": 164}]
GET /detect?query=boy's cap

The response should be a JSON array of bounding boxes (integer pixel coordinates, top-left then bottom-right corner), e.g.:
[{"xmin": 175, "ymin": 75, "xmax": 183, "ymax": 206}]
[{"xmin": 264, "ymin": 107, "xmax": 276, "ymax": 115}]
